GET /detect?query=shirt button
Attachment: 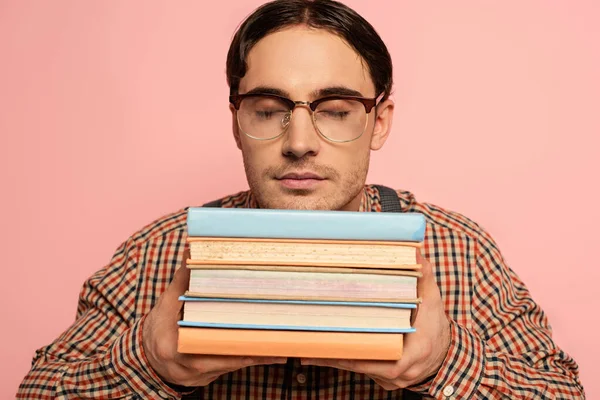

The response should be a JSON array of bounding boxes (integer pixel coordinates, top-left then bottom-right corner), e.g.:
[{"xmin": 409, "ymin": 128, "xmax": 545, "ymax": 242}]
[
  {"xmin": 443, "ymin": 385, "xmax": 455, "ymax": 397},
  {"xmin": 157, "ymin": 390, "xmax": 170, "ymax": 399},
  {"xmin": 296, "ymin": 373, "xmax": 307, "ymax": 384}
]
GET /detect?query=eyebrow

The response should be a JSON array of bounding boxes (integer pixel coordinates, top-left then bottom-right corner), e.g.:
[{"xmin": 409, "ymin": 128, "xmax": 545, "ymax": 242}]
[
  {"xmin": 313, "ymin": 86, "xmax": 364, "ymax": 98},
  {"xmin": 242, "ymin": 85, "xmax": 365, "ymax": 99},
  {"xmin": 244, "ymin": 86, "xmax": 289, "ymax": 97}
]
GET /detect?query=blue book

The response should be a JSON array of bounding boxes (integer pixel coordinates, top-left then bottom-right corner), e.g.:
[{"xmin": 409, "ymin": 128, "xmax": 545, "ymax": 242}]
[
  {"xmin": 178, "ymin": 296, "xmax": 418, "ymax": 308},
  {"xmin": 187, "ymin": 207, "xmax": 426, "ymax": 242},
  {"xmin": 177, "ymin": 296, "xmax": 417, "ymax": 333}
]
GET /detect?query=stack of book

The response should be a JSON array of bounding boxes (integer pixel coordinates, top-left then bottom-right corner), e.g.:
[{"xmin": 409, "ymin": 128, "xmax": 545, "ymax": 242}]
[{"xmin": 177, "ymin": 207, "xmax": 426, "ymax": 360}]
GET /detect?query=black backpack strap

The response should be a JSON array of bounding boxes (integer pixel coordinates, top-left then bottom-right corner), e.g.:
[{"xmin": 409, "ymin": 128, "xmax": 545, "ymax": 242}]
[
  {"xmin": 373, "ymin": 184, "xmax": 402, "ymax": 213},
  {"xmin": 201, "ymin": 198, "xmax": 222, "ymax": 208}
]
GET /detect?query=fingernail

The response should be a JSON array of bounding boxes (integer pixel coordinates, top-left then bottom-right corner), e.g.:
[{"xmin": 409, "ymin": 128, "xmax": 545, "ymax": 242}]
[
  {"xmin": 270, "ymin": 357, "xmax": 287, "ymax": 364},
  {"xmin": 301, "ymin": 358, "xmax": 314, "ymax": 365},
  {"xmin": 242, "ymin": 357, "xmax": 255, "ymax": 365}
]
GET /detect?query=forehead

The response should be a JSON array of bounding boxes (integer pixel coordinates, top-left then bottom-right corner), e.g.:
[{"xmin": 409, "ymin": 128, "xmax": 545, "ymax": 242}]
[{"xmin": 239, "ymin": 26, "xmax": 375, "ymax": 98}]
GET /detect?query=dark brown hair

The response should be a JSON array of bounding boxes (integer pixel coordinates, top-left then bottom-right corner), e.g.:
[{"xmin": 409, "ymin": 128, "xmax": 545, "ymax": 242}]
[{"xmin": 226, "ymin": 0, "xmax": 393, "ymax": 100}]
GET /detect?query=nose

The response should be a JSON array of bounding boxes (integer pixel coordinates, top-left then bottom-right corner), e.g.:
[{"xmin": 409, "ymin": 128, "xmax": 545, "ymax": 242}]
[{"xmin": 281, "ymin": 105, "xmax": 321, "ymax": 159}]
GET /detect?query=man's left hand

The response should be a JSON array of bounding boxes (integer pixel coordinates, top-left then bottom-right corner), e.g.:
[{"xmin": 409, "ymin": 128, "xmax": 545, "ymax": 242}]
[{"xmin": 300, "ymin": 251, "xmax": 451, "ymax": 390}]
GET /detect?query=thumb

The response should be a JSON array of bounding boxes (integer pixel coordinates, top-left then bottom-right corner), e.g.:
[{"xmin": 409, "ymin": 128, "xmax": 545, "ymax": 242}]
[
  {"xmin": 416, "ymin": 249, "xmax": 440, "ymax": 296},
  {"xmin": 172, "ymin": 246, "xmax": 191, "ymax": 293},
  {"xmin": 412, "ymin": 249, "xmax": 436, "ymax": 324},
  {"xmin": 416, "ymin": 249, "xmax": 433, "ymax": 280},
  {"xmin": 160, "ymin": 246, "xmax": 191, "ymax": 313},
  {"xmin": 170, "ymin": 259, "xmax": 191, "ymax": 296}
]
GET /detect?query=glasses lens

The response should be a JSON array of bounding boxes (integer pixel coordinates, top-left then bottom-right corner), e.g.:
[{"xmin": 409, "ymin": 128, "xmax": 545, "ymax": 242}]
[
  {"xmin": 237, "ymin": 96, "xmax": 291, "ymax": 139},
  {"xmin": 314, "ymin": 99, "xmax": 367, "ymax": 141}
]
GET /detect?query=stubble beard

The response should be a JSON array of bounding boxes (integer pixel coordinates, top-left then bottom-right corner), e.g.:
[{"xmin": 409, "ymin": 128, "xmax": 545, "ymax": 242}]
[{"xmin": 242, "ymin": 152, "xmax": 370, "ymax": 211}]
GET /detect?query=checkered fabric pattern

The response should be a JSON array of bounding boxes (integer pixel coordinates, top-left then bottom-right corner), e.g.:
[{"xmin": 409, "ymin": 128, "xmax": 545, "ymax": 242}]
[{"xmin": 17, "ymin": 185, "xmax": 585, "ymax": 399}]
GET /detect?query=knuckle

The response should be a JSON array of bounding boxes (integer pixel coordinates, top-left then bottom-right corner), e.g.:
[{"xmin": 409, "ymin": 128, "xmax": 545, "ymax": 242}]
[
  {"xmin": 163, "ymin": 364, "xmax": 180, "ymax": 382},
  {"xmin": 159, "ymin": 363, "xmax": 193, "ymax": 387},
  {"xmin": 381, "ymin": 366, "xmax": 402, "ymax": 381},
  {"xmin": 421, "ymin": 340, "xmax": 433, "ymax": 358},
  {"xmin": 402, "ymin": 366, "xmax": 421, "ymax": 383},
  {"xmin": 155, "ymin": 340, "xmax": 175, "ymax": 364},
  {"xmin": 191, "ymin": 361, "xmax": 209, "ymax": 375}
]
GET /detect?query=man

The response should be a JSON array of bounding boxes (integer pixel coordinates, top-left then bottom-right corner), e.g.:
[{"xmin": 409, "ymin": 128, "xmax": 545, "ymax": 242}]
[{"xmin": 18, "ymin": 0, "xmax": 584, "ymax": 399}]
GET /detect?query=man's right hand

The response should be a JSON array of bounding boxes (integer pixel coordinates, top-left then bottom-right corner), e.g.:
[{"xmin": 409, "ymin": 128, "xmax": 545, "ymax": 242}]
[{"xmin": 141, "ymin": 248, "xmax": 287, "ymax": 387}]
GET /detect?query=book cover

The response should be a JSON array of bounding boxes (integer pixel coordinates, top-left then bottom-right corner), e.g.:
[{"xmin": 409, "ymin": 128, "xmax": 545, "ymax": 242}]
[{"xmin": 187, "ymin": 207, "xmax": 426, "ymax": 242}]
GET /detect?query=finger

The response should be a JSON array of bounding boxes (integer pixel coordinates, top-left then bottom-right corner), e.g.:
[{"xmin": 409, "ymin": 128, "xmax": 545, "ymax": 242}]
[
  {"xmin": 301, "ymin": 358, "xmax": 405, "ymax": 381},
  {"xmin": 301, "ymin": 358, "xmax": 403, "ymax": 389},
  {"xmin": 370, "ymin": 376, "xmax": 403, "ymax": 390},
  {"xmin": 192, "ymin": 356, "xmax": 288, "ymax": 381},
  {"xmin": 183, "ymin": 354, "xmax": 287, "ymax": 374},
  {"xmin": 300, "ymin": 358, "xmax": 336, "ymax": 368},
  {"xmin": 160, "ymin": 355, "xmax": 287, "ymax": 388},
  {"xmin": 182, "ymin": 361, "xmax": 285, "ymax": 387}
]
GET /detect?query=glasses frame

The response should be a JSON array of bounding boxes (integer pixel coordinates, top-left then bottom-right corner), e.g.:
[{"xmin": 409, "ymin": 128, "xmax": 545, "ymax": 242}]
[{"xmin": 229, "ymin": 92, "xmax": 384, "ymax": 143}]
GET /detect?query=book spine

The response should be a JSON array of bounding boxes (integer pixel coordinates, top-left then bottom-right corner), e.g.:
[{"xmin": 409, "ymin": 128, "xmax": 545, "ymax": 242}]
[
  {"xmin": 183, "ymin": 291, "xmax": 422, "ymax": 303},
  {"xmin": 177, "ymin": 327, "xmax": 404, "ymax": 360},
  {"xmin": 177, "ymin": 320, "xmax": 416, "ymax": 333},
  {"xmin": 187, "ymin": 207, "xmax": 426, "ymax": 241},
  {"xmin": 186, "ymin": 264, "xmax": 423, "ymax": 275}
]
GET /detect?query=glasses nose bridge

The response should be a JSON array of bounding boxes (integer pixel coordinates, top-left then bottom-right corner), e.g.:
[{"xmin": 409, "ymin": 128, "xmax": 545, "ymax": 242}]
[
  {"xmin": 291, "ymin": 100, "xmax": 316, "ymax": 113},
  {"xmin": 283, "ymin": 100, "xmax": 317, "ymax": 131}
]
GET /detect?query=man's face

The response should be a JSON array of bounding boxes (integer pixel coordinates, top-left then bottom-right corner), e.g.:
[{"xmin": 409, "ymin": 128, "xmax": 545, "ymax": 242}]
[{"xmin": 232, "ymin": 26, "xmax": 393, "ymax": 211}]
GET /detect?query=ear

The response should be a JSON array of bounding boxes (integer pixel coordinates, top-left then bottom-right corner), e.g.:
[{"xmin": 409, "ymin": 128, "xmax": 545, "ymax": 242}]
[
  {"xmin": 230, "ymin": 104, "xmax": 243, "ymax": 150},
  {"xmin": 369, "ymin": 98, "xmax": 394, "ymax": 151}
]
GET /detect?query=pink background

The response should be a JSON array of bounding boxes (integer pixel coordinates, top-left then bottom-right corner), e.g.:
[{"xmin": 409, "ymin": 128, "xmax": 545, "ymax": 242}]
[{"xmin": 1, "ymin": 1, "xmax": 598, "ymax": 397}]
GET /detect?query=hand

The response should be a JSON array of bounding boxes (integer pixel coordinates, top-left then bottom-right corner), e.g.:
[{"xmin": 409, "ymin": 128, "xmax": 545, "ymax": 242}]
[
  {"xmin": 142, "ymin": 247, "xmax": 287, "ymax": 387},
  {"xmin": 300, "ymin": 251, "xmax": 451, "ymax": 390}
]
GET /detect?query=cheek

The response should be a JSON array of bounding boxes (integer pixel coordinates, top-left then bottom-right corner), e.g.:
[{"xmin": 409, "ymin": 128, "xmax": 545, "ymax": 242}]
[
  {"xmin": 342, "ymin": 134, "xmax": 371, "ymax": 163},
  {"xmin": 331, "ymin": 151, "xmax": 358, "ymax": 170},
  {"xmin": 321, "ymin": 143, "xmax": 370, "ymax": 177},
  {"xmin": 241, "ymin": 140, "xmax": 280, "ymax": 171}
]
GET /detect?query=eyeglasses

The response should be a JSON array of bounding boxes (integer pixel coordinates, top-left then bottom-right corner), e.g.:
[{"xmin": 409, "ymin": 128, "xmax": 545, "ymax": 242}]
[{"xmin": 229, "ymin": 92, "xmax": 384, "ymax": 143}]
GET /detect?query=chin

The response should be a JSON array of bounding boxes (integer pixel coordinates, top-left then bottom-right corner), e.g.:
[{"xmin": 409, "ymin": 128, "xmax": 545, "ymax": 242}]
[
  {"xmin": 258, "ymin": 189, "xmax": 339, "ymax": 211},
  {"xmin": 283, "ymin": 199, "xmax": 332, "ymax": 210}
]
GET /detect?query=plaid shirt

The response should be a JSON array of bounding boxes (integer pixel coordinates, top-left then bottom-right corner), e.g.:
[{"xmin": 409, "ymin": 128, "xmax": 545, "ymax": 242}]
[{"xmin": 18, "ymin": 186, "xmax": 584, "ymax": 399}]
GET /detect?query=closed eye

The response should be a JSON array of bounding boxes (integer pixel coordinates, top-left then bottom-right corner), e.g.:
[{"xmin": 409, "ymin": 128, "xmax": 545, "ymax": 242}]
[
  {"xmin": 320, "ymin": 110, "xmax": 350, "ymax": 120},
  {"xmin": 255, "ymin": 110, "xmax": 287, "ymax": 119}
]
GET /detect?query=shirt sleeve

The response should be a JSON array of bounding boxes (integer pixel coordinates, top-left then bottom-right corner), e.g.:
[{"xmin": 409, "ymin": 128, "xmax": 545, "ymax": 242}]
[
  {"xmin": 407, "ymin": 234, "xmax": 585, "ymax": 399},
  {"xmin": 16, "ymin": 238, "xmax": 191, "ymax": 400}
]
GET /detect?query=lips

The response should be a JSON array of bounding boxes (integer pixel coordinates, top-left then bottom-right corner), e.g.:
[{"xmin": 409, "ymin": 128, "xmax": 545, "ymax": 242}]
[
  {"xmin": 278, "ymin": 172, "xmax": 325, "ymax": 180},
  {"xmin": 276, "ymin": 171, "xmax": 326, "ymax": 190}
]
